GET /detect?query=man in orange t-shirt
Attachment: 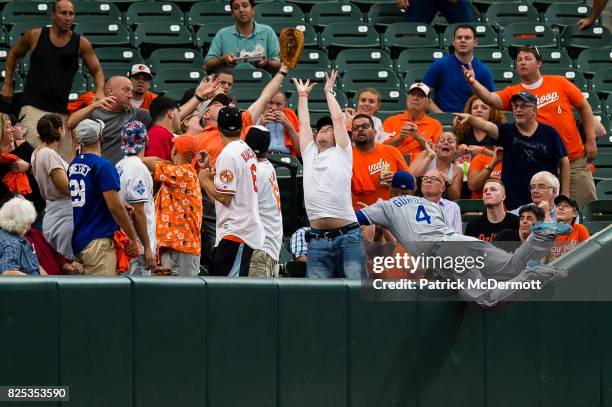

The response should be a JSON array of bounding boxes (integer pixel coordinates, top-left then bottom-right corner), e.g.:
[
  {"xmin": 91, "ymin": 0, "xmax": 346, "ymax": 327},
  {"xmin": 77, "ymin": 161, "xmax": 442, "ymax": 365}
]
[
  {"xmin": 383, "ymin": 83, "xmax": 443, "ymax": 164},
  {"xmin": 467, "ymin": 149, "xmax": 502, "ymax": 199},
  {"xmin": 351, "ymin": 114, "xmax": 409, "ymax": 209},
  {"xmin": 547, "ymin": 195, "xmax": 589, "ymax": 262},
  {"xmin": 463, "ymin": 46, "xmax": 597, "ymax": 207}
]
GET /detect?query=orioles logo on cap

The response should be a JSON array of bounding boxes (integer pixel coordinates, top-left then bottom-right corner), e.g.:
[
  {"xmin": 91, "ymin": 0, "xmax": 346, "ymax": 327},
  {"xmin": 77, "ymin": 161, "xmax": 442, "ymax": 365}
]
[{"xmin": 219, "ymin": 169, "xmax": 234, "ymax": 185}]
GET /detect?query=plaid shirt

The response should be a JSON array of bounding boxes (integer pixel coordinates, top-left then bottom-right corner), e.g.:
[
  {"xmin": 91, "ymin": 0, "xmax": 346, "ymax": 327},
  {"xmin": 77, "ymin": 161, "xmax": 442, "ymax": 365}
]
[
  {"xmin": 289, "ymin": 227, "xmax": 310, "ymax": 259},
  {"xmin": 0, "ymin": 228, "xmax": 40, "ymax": 275}
]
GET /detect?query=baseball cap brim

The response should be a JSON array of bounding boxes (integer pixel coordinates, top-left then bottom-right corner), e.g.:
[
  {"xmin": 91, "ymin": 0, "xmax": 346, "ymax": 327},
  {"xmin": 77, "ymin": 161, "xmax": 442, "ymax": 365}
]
[{"xmin": 315, "ymin": 116, "xmax": 333, "ymax": 132}]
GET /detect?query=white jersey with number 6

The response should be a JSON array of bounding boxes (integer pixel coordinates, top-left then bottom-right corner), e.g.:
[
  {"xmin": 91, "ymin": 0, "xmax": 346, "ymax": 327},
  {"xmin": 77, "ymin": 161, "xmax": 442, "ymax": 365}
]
[
  {"xmin": 214, "ymin": 139, "xmax": 265, "ymax": 249},
  {"xmin": 255, "ymin": 160, "xmax": 283, "ymax": 261}
]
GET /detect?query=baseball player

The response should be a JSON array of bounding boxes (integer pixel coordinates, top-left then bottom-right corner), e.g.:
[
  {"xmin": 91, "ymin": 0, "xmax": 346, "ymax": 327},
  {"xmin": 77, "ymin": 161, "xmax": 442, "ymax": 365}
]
[{"xmin": 356, "ymin": 172, "xmax": 571, "ymax": 308}]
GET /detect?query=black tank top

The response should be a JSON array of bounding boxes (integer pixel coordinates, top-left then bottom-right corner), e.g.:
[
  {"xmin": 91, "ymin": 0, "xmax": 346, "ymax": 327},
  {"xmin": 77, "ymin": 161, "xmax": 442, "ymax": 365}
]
[{"xmin": 22, "ymin": 27, "xmax": 80, "ymax": 114}]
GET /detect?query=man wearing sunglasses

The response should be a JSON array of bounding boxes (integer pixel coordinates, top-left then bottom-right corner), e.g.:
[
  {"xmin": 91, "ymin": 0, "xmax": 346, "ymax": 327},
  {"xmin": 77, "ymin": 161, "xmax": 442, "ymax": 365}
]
[
  {"xmin": 455, "ymin": 91, "xmax": 569, "ymax": 211},
  {"xmin": 463, "ymin": 46, "xmax": 597, "ymax": 208}
]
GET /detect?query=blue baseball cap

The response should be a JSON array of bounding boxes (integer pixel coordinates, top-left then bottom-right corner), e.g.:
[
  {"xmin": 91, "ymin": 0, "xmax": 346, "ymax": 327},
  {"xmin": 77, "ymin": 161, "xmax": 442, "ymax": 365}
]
[{"xmin": 391, "ymin": 170, "xmax": 415, "ymax": 190}]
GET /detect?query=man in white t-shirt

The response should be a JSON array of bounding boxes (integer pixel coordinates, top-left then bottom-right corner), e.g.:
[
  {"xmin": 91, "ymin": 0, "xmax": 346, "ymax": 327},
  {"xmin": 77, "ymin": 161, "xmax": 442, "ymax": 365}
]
[
  {"xmin": 115, "ymin": 120, "xmax": 156, "ymax": 275},
  {"xmin": 244, "ymin": 125, "xmax": 283, "ymax": 277},
  {"xmin": 198, "ymin": 106, "xmax": 264, "ymax": 277},
  {"xmin": 293, "ymin": 71, "xmax": 365, "ymax": 279}
]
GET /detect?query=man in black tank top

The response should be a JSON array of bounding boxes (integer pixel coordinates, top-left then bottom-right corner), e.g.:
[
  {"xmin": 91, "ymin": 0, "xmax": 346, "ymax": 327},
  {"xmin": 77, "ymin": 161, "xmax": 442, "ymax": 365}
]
[{"xmin": 0, "ymin": 0, "xmax": 104, "ymax": 162}]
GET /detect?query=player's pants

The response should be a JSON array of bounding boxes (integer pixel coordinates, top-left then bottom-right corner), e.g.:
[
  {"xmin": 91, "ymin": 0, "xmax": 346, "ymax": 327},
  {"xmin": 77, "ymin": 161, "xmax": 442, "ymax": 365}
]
[{"xmin": 434, "ymin": 231, "xmax": 558, "ymax": 308}]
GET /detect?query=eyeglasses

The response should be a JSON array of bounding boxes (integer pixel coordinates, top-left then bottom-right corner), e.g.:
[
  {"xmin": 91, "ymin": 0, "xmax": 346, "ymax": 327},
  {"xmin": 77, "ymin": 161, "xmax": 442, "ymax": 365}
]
[
  {"xmin": 352, "ymin": 123, "xmax": 371, "ymax": 131},
  {"xmin": 422, "ymin": 176, "xmax": 442, "ymax": 184},
  {"xmin": 529, "ymin": 184, "xmax": 553, "ymax": 191},
  {"xmin": 512, "ymin": 103, "xmax": 536, "ymax": 111}
]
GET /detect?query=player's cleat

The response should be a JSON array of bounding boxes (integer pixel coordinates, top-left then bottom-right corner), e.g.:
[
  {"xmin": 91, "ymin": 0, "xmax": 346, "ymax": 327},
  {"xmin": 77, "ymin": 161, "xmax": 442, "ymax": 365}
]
[
  {"xmin": 526, "ymin": 260, "xmax": 568, "ymax": 278},
  {"xmin": 531, "ymin": 222, "xmax": 572, "ymax": 236}
]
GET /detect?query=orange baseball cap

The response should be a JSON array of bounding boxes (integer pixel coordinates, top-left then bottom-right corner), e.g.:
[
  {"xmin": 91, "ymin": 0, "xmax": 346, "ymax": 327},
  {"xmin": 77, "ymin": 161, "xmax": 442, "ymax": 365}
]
[{"xmin": 173, "ymin": 134, "xmax": 197, "ymax": 156}]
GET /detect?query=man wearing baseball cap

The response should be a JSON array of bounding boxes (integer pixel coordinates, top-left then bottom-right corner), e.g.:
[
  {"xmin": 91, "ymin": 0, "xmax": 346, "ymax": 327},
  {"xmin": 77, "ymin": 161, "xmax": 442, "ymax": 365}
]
[
  {"xmin": 198, "ymin": 106, "xmax": 264, "ymax": 277},
  {"xmin": 382, "ymin": 82, "xmax": 443, "ymax": 164},
  {"xmin": 142, "ymin": 134, "xmax": 203, "ymax": 276},
  {"xmin": 68, "ymin": 119, "xmax": 138, "ymax": 275},
  {"xmin": 116, "ymin": 120, "xmax": 156, "ymax": 275},
  {"xmin": 128, "ymin": 64, "xmax": 157, "ymax": 110},
  {"xmin": 455, "ymin": 90, "xmax": 570, "ymax": 210},
  {"xmin": 244, "ymin": 125, "xmax": 283, "ymax": 277}
]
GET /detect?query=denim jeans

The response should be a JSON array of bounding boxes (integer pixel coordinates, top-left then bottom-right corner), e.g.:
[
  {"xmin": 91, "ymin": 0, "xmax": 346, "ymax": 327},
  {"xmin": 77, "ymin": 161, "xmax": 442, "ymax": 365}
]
[
  {"xmin": 306, "ymin": 228, "xmax": 366, "ymax": 279},
  {"xmin": 402, "ymin": 0, "xmax": 474, "ymax": 24}
]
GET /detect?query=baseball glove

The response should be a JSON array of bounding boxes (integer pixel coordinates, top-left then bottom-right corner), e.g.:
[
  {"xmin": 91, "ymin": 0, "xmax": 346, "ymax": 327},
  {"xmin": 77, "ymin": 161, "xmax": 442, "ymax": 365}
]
[{"xmin": 279, "ymin": 28, "xmax": 304, "ymax": 69}]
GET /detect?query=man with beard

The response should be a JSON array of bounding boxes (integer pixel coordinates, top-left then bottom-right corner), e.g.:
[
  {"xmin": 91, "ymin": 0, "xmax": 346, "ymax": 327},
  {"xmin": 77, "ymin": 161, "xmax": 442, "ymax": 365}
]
[
  {"xmin": 351, "ymin": 114, "xmax": 409, "ymax": 210},
  {"xmin": 128, "ymin": 64, "xmax": 157, "ymax": 110}
]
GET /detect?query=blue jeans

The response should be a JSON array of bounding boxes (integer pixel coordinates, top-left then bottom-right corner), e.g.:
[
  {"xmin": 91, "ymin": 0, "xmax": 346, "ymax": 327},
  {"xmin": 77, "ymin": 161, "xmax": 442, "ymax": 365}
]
[
  {"xmin": 402, "ymin": 0, "xmax": 474, "ymax": 24},
  {"xmin": 306, "ymin": 227, "xmax": 366, "ymax": 279}
]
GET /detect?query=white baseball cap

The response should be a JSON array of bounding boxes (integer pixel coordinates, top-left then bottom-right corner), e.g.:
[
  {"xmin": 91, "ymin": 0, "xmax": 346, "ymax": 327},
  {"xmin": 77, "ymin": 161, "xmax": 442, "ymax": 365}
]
[
  {"xmin": 408, "ymin": 82, "xmax": 430, "ymax": 97},
  {"xmin": 75, "ymin": 119, "xmax": 105, "ymax": 146},
  {"xmin": 128, "ymin": 64, "xmax": 152, "ymax": 80}
]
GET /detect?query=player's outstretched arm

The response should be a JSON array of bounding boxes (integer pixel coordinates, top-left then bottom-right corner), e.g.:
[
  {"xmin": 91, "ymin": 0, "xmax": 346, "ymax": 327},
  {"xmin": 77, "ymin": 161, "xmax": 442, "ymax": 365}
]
[
  {"xmin": 324, "ymin": 70, "xmax": 350, "ymax": 150},
  {"xmin": 292, "ymin": 78, "xmax": 316, "ymax": 153}
]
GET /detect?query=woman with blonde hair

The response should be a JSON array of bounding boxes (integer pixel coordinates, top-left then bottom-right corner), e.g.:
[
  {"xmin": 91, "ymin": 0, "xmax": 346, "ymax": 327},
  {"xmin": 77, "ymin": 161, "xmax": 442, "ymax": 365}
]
[
  {"xmin": 31, "ymin": 114, "xmax": 75, "ymax": 259},
  {"xmin": 344, "ymin": 88, "xmax": 387, "ymax": 143},
  {"xmin": 453, "ymin": 95, "xmax": 506, "ymax": 157}
]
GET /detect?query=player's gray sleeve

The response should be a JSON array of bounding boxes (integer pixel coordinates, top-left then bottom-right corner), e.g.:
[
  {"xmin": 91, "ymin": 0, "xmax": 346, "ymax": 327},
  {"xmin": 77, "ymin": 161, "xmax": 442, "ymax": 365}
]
[{"xmin": 360, "ymin": 201, "xmax": 392, "ymax": 229}]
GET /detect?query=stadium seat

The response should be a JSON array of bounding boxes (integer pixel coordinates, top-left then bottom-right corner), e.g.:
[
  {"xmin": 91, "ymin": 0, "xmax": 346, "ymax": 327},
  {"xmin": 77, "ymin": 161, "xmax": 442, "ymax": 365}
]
[
  {"xmin": 367, "ymin": 3, "xmax": 405, "ymax": 29},
  {"xmin": 187, "ymin": 2, "xmax": 234, "ymax": 26},
  {"xmin": 583, "ymin": 221, "xmax": 610, "ymax": 234},
  {"xmin": 540, "ymin": 68, "xmax": 589, "ymax": 91},
  {"xmin": 598, "ymin": 115, "xmax": 612, "ymax": 138},
  {"xmin": 69, "ymin": 73, "xmax": 88, "ymax": 102},
  {"xmin": 133, "ymin": 23, "xmax": 193, "ymax": 51},
  {"xmin": 473, "ymin": 49, "xmax": 514, "ymax": 69},
  {"xmin": 596, "ymin": 179, "xmax": 612, "ymax": 200},
  {"xmin": 536, "ymin": 48, "xmax": 573, "ymax": 70},
  {"xmin": 148, "ymin": 48, "xmax": 204, "ymax": 74},
  {"xmin": 376, "ymin": 88, "xmax": 406, "ymax": 115},
  {"xmin": 229, "ymin": 87, "xmax": 261, "ymax": 110},
  {"xmin": 0, "ymin": 70, "xmax": 23, "ymax": 93},
  {"xmin": 74, "ymin": 22, "xmax": 131, "ymax": 47},
  {"xmin": 282, "ymin": 67, "xmax": 327, "ymax": 89},
  {"xmin": 581, "ymin": 91, "xmax": 604, "ymax": 114},
  {"xmin": 402, "ymin": 67, "xmax": 429, "ymax": 89},
  {"xmin": 255, "ymin": 3, "xmax": 306, "ymax": 25},
  {"xmin": 196, "ymin": 22, "xmax": 229, "ymax": 50},
  {"xmin": 490, "ymin": 68, "xmax": 517, "ymax": 90},
  {"xmin": 8, "ymin": 22, "xmax": 46, "ymax": 47},
  {"xmin": 543, "ymin": 3, "xmax": 591, "ymax": 28},
  {"xmin": 0, "ymin": 28, "xmax": 6, "ymax": 47},
  {"xmin": 592, "ymin": 68, "xmax": 612, "ymax": 95},
  {"xmin": 267, "ymin": 23, "xmax": 319, "ymax": 49},
  {"xmin": 162, "ymin": 87, "xmax": 190, "ymax": 102},
  {"xmin": 231, "ymin": 69, "xmax": 271, "ymax": 87},
  {"xmin": 442, "ymin": 23, "xmax": 500, "ymax": 49},
  {"xmin": 1, "ymin": 2, "xmax": 51, "ymax": 26},
  {"xmin": 335, "ymin": 49, "xmax": 393, "ymax": 73},
  {"xmin": 320, "ymin": 23, "xmax": 380, "ymax": 57},
  {"xmin": 484, "ymin": 3, "xmax": 540, "ymax": 27},
  {"xmin": 287, "ymin": 87, "xmax": 349, "ymax": 112},
  {"xmin": 471, "ymin": 0, "xmax": 521, "ymax": 12},
  {"xmin": 559, "ymin": 25, "xmax": 612, "ymax": 58},
  {"xmin": 457, "ymin": 199, "xmax": 485, "ymax": 223},
  {"xmin": 151, "ymin": 68, "xmax": 204, "ymax": 93},
  {"xmin": 500, "ymin": 23, "xmax": 558, "ymax": 49},
  {"xmin": 395, "ymin": 48, "xmax": 446, "ymax": 72},
  {"xmin": 576, "ymin": 47, "xmax": 612, "ymax": 77},
  {"xmin": 296, "ymin": 50, "xmax": 331, "ymax": 70},
  {"xmin": 429, "ymin": 112, "xmax": 456, "ymax": 126},
  {"xmin": 593, "ymin": 153, "xmax": 612, "ymax": 179},
  {"xmin": 95, "ymin": 47, "xmax": 145, "ymax": 70},
  {"xmin": 383, "ymin": 23, "xmax": 440, "ymax": 55},
  {"xmin": 580, "ymin": 199, "xmax": 612, "ymax": 221},
  {"xmin": 529, "ymin": 0, "xmax": 587, "ymax": 13},
  {"xmin": 74, "ymin": 2, "xmax": 122, "ymax": 23},
  {"xmin": 308, "ymin": 3, "xmax": 364, "ymax": 29},
  {"xmin": 125, "ymin": 1, "xmax": 184, "ymax": 25},
  {"xmin": 340, "ymin": 68, "xmax": 400, "ymax": 95}
]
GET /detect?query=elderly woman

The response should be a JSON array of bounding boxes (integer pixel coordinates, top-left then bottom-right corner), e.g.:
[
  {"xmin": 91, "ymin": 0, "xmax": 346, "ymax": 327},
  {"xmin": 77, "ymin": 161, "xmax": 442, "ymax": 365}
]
[
  {"xmin": 31, "ymin": 114, "xmax": 75, "ymax": 259},
  {"xmin": 409, "ymin": 131, "xmax": 463, "ymax": 200},
  {"xmin": 453, "ymin": 96, "xmax": 506, "ymax": 157},
  {"xmin": 0, "ymin": 194, "xmax": 46, "ymax": 275}
]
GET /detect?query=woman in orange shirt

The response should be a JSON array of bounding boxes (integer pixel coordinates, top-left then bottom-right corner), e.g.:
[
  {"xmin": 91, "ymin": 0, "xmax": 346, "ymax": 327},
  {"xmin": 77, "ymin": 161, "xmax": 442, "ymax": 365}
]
[{"xmin": 547, "ymin": 195, "xmax": 589, "ymax": 262}]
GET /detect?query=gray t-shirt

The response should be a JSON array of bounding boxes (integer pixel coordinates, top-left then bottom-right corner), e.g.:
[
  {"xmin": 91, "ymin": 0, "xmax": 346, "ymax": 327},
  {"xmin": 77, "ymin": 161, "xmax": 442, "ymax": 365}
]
[{"xmin": 91, "ymin": 108, "xmax": 151, "ymax": 164}]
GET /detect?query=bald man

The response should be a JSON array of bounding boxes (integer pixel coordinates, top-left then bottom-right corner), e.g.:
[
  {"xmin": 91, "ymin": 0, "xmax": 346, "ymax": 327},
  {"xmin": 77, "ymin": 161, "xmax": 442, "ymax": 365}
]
[
  {"xmin": 68, "ymin": 75, "xmax": 220, "ymax": 163},
  {"xmin": 1, "ymin": 0, "xmax": 105, "ymax": 162}
]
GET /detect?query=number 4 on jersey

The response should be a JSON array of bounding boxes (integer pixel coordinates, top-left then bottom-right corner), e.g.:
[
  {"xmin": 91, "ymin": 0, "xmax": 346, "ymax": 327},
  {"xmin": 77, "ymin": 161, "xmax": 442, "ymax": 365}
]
[{"xmin": 415, "ymin": 204, "xmax": 431, "ymax": 224}]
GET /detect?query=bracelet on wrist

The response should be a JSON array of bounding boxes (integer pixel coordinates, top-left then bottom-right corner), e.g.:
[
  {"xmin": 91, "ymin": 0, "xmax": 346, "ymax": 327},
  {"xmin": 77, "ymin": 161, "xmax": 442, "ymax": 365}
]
[
  {"xmin": 195, "ymin": 94, "xmax": 205, "ymax": 102},
  {"xmin": 325, "ymin": 89, "xmax": 336, "ymax": 96},
  {"xmin": 278, "ymin": 70, "xmax": 288, "ymax": 77},
  {"xmin": 298, "ymin": 92, "xmax": 308, "ymax": 98}
]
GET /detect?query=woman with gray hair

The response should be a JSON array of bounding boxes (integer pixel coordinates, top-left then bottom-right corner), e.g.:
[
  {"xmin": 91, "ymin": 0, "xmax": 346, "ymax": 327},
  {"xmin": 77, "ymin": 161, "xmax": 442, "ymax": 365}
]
[{"xmin": 0, "ymin": 194, "xmax": 46, "ymax": 275}]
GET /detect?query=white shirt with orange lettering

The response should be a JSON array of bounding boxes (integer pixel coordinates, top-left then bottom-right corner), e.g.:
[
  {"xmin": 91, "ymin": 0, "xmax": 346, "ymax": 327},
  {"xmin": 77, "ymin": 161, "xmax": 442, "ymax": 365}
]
[
  {"xmin": 255, "ymin": 159, "xmax": 283, "ymax": 261},
  {"xmin": 214, "ymin": 139, "xmax": 265, "ymax": 249}
]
